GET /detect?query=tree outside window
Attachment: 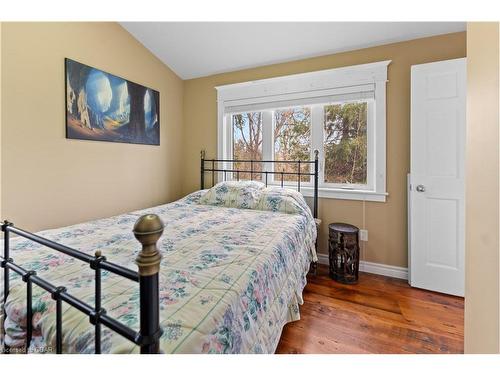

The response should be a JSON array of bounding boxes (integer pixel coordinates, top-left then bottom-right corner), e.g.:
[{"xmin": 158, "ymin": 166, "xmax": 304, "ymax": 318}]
[
  {"xmin": 324, "ymin": 102, "xmax": 368, "ymax": 185},
  {"xmin": 230, "ymin": 102, "xmax": 369, "ymax": 187},
  {"xmin": 274, "ymin": 107, "xmax": 311, "ymax": 182},
  {"xmin": 232, "ymin": 112, "xmax": 262, "ymax": 180}
]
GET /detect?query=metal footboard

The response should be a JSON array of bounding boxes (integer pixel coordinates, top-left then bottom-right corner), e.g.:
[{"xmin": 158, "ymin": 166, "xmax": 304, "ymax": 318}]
[{"xmin": 1, "ymin": 214, "xmax": 164, "ymax": 354}]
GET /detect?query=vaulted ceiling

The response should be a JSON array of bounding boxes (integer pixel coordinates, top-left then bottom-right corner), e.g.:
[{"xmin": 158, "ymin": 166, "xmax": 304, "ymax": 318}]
[{"xmin": 120, "ymin": 22, "xmax": 466, "ymax": 79}]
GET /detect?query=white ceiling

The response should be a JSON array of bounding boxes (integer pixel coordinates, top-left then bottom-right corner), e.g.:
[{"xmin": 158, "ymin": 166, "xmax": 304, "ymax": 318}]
[{"xmin": 120, "ymin": 22, "xmax": 466, "ymax": 80}]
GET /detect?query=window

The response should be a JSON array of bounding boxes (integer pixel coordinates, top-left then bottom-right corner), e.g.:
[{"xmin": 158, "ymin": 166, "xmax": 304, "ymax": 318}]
[
  {"xmin": 232, "ymin": 112, "xmax": 262, "ymax": 180},
  {"xmin": 217, "ymin": 61, "xmax": 390, "ymax": 202},
  {"xmin": 324, "ymin": 102, "xmax": 368, "ymax": 186},
  {"xmin": 274, "ymin": 107, "xmax": 311, "ymax": 182}
]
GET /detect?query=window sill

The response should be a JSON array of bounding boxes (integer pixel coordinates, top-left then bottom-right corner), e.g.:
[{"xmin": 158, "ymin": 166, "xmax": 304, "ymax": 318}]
[{"xmin": 299, "ymin": 186, "xmax": 388, "ymax": 202}]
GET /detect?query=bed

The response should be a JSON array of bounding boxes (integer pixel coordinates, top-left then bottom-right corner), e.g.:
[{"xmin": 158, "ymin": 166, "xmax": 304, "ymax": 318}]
[{"xmin": 1, "ymin": 151, "xmax": 319, "ymax": 354}]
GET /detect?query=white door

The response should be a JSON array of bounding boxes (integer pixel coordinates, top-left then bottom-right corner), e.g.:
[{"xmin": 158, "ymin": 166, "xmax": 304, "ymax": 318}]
[{"xmin": 409, "ymin": 58, "xmax": 466, "ymax": 296}]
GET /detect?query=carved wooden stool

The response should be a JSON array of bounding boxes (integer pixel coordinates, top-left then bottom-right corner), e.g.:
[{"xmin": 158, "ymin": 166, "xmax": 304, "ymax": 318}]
[{"xmin": 328, "ymin": 223, "xmax": 360, "ymax": 284}]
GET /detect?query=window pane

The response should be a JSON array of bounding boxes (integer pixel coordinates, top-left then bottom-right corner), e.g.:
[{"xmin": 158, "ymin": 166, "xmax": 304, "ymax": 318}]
[
  {"xmin": 232, "ymin": 112, "xmax": 263, "ymax": 180},
  {"xmin": 274, "ymin": 107, "xmax": 311, "ymax": 182},
  {"xmin": 324, "ymin": 102, "xmax": 368, "ymax": 185}
]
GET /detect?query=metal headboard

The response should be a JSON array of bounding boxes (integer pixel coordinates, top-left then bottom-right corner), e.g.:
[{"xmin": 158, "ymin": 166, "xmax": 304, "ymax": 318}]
[{"xmin": 200, "ymin": 150, "xmax": 319, "ymax": 218}]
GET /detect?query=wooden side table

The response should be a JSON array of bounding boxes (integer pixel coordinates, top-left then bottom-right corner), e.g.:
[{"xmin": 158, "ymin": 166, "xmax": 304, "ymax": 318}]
[{"xmin": 328, "ymin": 223, "xmax": 360, "ymax": 284}]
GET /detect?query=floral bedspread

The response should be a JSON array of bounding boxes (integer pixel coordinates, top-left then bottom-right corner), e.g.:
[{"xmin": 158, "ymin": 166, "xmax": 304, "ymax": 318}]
[{"xmin": 1, "ymin": 190, "xmax": 316, "ymax": 353}]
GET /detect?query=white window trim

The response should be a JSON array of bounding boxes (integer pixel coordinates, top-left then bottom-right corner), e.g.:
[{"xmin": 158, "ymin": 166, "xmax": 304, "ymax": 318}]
[{"xmin": 216, "ymin": 60, "xmax": 391, "ymax": 202}]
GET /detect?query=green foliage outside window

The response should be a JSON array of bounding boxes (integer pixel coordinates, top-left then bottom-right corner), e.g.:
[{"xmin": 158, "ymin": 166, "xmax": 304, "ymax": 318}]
[
  {"xmin": 324, "ymin": 102, "xmax": 367, "ymax": 185},
  {"xmin": 231, "ymin": 101, "xmax": 368, "ymax": 186},
  {"xmin": 274, "ymin": 107, "xmax": 311, "ymax": 182}
]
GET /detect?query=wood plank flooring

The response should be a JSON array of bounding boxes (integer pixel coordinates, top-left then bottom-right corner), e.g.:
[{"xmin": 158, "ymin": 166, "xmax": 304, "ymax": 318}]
[{"xmin": 275, "ymin": 265, "xmax": 464, "ymax": 354}]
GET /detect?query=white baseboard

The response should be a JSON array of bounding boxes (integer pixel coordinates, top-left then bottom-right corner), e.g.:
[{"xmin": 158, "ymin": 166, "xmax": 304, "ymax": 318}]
[{"xmin": 316, "ymin": 254, "xmax": 408, "ymax": 280}]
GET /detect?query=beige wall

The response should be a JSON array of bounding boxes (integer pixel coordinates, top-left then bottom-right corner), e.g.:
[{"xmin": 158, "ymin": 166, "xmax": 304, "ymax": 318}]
[
  {"xmin": 0, "ymin": 22, "xmax": 184, "ymax": 231},
  {"xmin": 182, "ymin": 32, "xmax": 466, "ymax": 267},
  {"xmin": 465, "ymin": 22, "xmax": 500, "ymax": 354}
]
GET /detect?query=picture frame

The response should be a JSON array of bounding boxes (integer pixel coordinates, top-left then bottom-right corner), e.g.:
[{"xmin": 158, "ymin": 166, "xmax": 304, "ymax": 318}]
[{"xmin": 65, "ymin": 58, "xmax": 160, "ymax": 145}]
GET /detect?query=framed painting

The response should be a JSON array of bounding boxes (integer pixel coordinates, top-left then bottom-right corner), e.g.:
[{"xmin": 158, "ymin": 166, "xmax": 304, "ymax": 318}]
[{"xmin": 65, "ymin": 58, "xmax": 160, "ymax": 145}]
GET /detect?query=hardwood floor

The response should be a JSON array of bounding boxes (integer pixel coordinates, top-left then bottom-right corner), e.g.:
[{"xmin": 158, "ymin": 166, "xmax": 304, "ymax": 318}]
[{"xmin": 276, "ymin": 265, "xmax": 464, "ymax": 354}]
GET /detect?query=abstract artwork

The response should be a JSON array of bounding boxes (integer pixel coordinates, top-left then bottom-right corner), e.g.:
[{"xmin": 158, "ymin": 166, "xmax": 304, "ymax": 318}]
[{"xmin": 65, "ymin": 58, "xmax": 160, "ymax": 145}]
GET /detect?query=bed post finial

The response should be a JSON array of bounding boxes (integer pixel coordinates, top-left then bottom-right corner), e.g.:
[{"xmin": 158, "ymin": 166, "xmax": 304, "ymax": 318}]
[
  {"xmin": 314, "ymin": 149, "xmax": 319, "ymax": 160},
  {"xmin": 134, "ymin": 214, "xmax": 164, "ymax": 276},
  {"xmin": 200, "ymin": 149, "xmax": 206, "ymax": 160},
  {"xmin": 134, "ymin": 214, "xmax": 164, "ymax": 354}
]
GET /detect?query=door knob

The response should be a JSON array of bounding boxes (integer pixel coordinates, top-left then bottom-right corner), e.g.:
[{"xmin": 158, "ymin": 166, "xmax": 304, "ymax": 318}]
[{"xmin": 416, "ymin": 185, "xmax": 426, "ymax": 192}]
